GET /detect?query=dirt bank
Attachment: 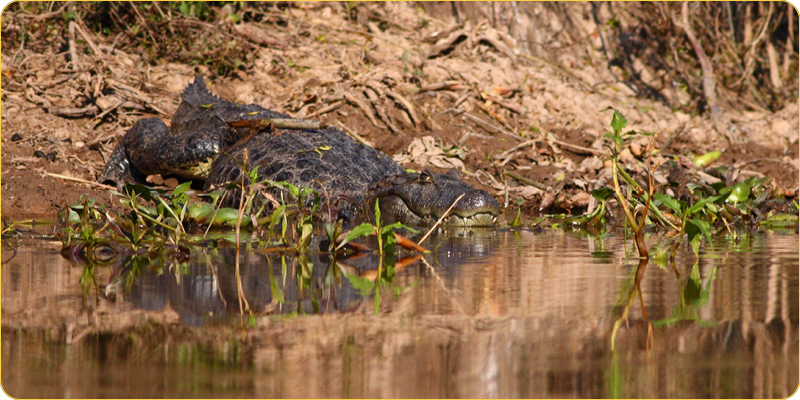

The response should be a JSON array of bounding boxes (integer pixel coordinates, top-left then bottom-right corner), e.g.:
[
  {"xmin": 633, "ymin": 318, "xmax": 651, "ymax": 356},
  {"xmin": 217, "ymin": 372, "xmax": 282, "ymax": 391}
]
[{"xmin": 2, "ymin": 2, "xmax": 797, "ymax": 222}]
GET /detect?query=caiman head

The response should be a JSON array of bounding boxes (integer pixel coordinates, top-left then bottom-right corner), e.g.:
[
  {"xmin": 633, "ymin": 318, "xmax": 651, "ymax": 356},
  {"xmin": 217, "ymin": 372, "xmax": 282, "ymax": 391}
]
[{"xmin": 370, "ymin": 169, "xmax": 502, "ymax": 227}]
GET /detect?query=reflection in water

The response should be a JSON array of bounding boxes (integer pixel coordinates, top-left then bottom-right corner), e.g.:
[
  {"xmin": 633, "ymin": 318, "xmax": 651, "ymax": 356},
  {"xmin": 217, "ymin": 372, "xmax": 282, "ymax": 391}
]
[{"xmin": 2, "ymin": 229, "xmax": 797, "ymax": 398}]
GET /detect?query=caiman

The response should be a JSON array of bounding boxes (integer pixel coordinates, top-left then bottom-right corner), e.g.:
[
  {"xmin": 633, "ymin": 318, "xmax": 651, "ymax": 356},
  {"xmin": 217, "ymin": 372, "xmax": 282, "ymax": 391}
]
[{"xmin": 100, "ymin": 76, "xmax": 501, "ymax": 226}]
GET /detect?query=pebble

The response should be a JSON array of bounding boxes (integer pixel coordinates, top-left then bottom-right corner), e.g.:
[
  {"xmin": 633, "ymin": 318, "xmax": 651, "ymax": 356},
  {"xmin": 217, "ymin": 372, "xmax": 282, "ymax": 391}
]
[{"xmin": 10, "ymin": 133, "xmax": 22, "ymax": 142}]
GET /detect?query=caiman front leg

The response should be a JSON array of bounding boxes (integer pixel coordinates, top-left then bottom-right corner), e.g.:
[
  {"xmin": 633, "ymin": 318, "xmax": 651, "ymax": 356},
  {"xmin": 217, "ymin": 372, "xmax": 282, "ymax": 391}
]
[{"xmin": 100, "ymin": 118, "xmax": 223, "ymax": 190}]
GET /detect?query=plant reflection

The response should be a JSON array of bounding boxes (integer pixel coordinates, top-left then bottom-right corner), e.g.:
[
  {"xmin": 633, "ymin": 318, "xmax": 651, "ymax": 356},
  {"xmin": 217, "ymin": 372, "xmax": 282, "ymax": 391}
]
[{"xmin": 62, "ymin": 238, "xmax": 429, "ymax": 323}]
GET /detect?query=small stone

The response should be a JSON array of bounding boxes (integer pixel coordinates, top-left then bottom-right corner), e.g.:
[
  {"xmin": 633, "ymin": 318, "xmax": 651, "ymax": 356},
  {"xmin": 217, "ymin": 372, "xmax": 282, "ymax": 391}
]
[
  {"xmin": 630, "ymin": 142, "xmax": 642, "ymax": 157},
  {"xmin": 34, "ymin": 150, "xmax": 47, "ymax": 158},
  {"xmin": 10, "ymin": 133, "xmax": 22, "ymax": 142},
  {"xmin": 618, "ymin": 148, "xmax": 635, "ymax": 164},
  {"xmin": 73, "ymin": 141, "xmax": 85, "ymax": 148}
]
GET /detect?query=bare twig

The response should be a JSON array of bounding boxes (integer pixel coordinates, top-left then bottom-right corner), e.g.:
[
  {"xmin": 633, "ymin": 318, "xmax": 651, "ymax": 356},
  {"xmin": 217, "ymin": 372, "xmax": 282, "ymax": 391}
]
[
  {"xmin": 68, "ymin": 21, "xmax": 79, "ymax": 69},
  {"xmin": 227, "ymin": 118, "xmax": 327, "ymax": 130},
  {"xmin": 305, "ymin": 101, "xmax": 343, "ymax": 119},
  {"xmin": 344, "ymin": 91, "xmax": 384, "ymax": 129},
  {"xmin": 548, "ymin": 138, "xmax": 602, "ymax": 156},
  {"xmin": 384, "ymin": 88, "xmax": 421, "ymax": 129},
  {"xmin": 458, "ymin": 111, "xmax": 521, "ymax": 142},
  {"xmin": 419, "ymin": 80, "xmax": 468, "ymax": 92},
  {"xmin": 427, "ymin": 29, "xmax": 467, "ymax": 58},
  {"xmin": 417, "ymin": 193, "xmax": 465, "ymax": 247},
  {"xmin": 364, "ymin": 87, "xmax": 404, "ymax": 137},
  {"xmin": 334, "ymin": 121, "xmax": 374, "ymax": 148},
  {"xmin": 476, "ymin": 35, "xmax": 516, "ymax": 62},
  {"xmin": 673, "ymin": 2, "xmax": 720, "ymax": 115},
  {"xmin": 495, "ymin": 138, "xmax": 543, "ymax": 166},
  {"xmin": 73, "ymin": 21, "xmax": 103, "ymax": 59},
  {"xmin": 45, "ymin": 173, "xmax": 115, "ymax": 190},
  {"xmin": 17, "ymin": 1, "xmax": 73, "ymax": 19},
  {"xmin": 481, "ymin": 92, "xmax": 527, "ymax": 115},
  {"xmin": 504, "ymin": 170, "xmax": 547, "ymax": 191},
  {"xmin": 51, "ymin": 105, "xmax": 100, "ymax": 118},
  {"xmin": 733, "ymin": 1, "xmax": 774, "ymax": 88}
]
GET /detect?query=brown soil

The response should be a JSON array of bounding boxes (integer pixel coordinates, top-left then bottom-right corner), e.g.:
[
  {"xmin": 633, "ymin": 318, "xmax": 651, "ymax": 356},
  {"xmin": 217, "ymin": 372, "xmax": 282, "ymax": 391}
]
[{"xmin": 2, "ymin": 2, "xmax": 798, "ymax": 222}]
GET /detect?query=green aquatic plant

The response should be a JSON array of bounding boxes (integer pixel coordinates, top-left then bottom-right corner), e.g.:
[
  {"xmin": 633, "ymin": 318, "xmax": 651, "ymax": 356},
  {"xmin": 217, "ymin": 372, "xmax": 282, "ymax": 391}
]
[{"xmin": 603, "ymin": 109, "xmax": 657, "ymax": 258}]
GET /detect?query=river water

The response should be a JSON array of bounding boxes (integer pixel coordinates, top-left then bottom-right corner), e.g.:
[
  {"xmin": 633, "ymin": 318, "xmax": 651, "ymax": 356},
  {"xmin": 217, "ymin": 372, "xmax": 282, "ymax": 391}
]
[{"xmin": 2, "ymin": 227, "xmax": 797, "ymax": 398}]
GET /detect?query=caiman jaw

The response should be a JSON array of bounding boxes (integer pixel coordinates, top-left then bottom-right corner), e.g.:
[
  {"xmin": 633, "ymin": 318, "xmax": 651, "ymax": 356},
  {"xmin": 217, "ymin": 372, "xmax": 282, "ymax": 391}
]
[{"xmin": 441, "ymin": 213, "xmax": 498, "ymax": 227}]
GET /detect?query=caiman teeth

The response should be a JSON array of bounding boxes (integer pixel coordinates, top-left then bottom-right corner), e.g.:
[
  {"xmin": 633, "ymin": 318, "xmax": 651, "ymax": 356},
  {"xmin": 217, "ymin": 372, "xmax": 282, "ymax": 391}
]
[{"xmin": 441, "ymin": 212, "xmax": 497, "ymax": 226}]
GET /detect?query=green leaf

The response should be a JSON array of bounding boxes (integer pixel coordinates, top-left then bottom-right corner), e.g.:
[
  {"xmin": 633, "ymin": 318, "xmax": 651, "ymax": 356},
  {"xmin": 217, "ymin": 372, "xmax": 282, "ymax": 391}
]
[
  {"xmin": 687, "ymin": 194, "xmax": 724, "ymax": 216},
  {"xmin": 653, "ymin": 193, "xmax": 681, "ymax": 213},
  {"xmin": 374, "ymin": 198, "xmax": 381, "ymax": 225},
  {"xmin": 173, "ymin": 181, "xmax": 192, "ymax": 197},
  {"xmin": 694, "ymin": 151, "xmax": 722, "ymax": 168},
  {"xmin": 343, "ymin": 271, "xmax": 376, "ymax": 296},
  {"xmin": 512, "ymin": 207, "xmax": 522, "ymax": 227},
  {"xmin": 591, "ymin": 187, "xmax": 615, "ymax": 202},
  {"xmin": 610, "ymin": 109, "xmax": 627, "ymax": 134},
  {"xmin": 689, "ymin": 218, "xmax": 712, "ymax": 245},
  {"xmin": 380, "ymin": 222, "xmax": 419, "ymax": 234},
  {"xmin": 604, "ymin": 132, "xmax": 624, "ymax": 149},
  {"xmin": 298, "ymin": 219, "xmax": 313, "ymax": 249},
  {"xmin": 653, "ymin": 248, "xmax": 669, "ymax": 270},
  {"xmin": 336, "ymin": 223, "xmax": 375, "ymax": 250},
  {"xmin": 269, "ymin": 205, "xmax": 286, "ymax": 231},
  {"xmin": 248, "ymin": 166, "xmax": 260, "ymax": 183},
  {"xmin": 188, "ymin": 202, "xmax": 215, "ymax": 223},
  {"xmin": 725, "ymin": 183, "xmax": 750, "ymax": 205},
  {"xmin": 124, "ymin": 183, "xmax": 166, "ymax": 203}
]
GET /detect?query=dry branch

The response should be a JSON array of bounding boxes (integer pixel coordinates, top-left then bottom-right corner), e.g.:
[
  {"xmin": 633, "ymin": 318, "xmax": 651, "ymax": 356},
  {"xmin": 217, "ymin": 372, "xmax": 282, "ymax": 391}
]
[
  {"xmin": 344, "ymin": 91, "xmax": 384, "ymax": 129},
  {"xmin": 385, "ymin": 88, "xmax": 421, "ymax": 128}
]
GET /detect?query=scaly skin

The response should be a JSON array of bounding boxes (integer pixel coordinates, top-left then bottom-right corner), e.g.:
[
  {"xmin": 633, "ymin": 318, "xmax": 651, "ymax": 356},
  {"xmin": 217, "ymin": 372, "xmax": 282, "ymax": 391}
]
[{"xmin": 101, "ymin": 76, "xmax": 501, "ymax": 226}]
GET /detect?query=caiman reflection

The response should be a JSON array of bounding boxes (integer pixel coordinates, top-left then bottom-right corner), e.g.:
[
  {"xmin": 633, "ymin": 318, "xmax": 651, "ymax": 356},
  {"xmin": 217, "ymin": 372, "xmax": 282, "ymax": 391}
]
[{"xmin": 97, "ymin": 230, "xmax": 500, "ymax": 323}]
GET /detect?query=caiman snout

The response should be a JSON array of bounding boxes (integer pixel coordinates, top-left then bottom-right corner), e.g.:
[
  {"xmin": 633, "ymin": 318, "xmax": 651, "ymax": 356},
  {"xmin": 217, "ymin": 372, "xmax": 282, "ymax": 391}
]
[
  {"xmin": 452, "ymin": 189, "xmax": 501, "ymax": 217},
  {"xmin": 376, "ymin": 169, "xmax": 503, "ymax": 227}
]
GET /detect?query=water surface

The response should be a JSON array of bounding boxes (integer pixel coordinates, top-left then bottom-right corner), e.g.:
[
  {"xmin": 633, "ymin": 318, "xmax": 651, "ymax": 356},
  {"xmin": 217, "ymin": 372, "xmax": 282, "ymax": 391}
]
[{"xmin": 2, "ymin": 228, "xmax": 797, "ymax": 398}]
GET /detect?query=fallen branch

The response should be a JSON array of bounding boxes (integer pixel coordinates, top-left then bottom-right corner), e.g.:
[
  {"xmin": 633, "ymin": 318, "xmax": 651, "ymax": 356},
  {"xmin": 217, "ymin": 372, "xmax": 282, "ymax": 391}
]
[
  {"xmin": 548, "ymin": 138, "xmax": 602, "ymax": 155},
  {"xmin": 73, "ymin": 21, "xmax": 103, "ymax": 58},
  {"xmin": 419, "ymin": 80, "xmax": 469, "ymax": 92},
  {"xmin": 495, "ymin": 138, "xmax": 543, "ymax": 166},
  {"xmin": 477, "ymin": 102, "xmax": 513, "ymax": 132},
  {"xmin": 459, "ymin": 111, "xmax": 521, "ymax": 142},
  {"xmin": 344, "ymin": 91, "xmax": 385, "ymax": 129},
  {"xmin": 480, "ymin": 91, "xmax": 527, "ymax": 115},
  {"xmin": 51, "ymin": 105, "xmax": 100, "ymax": 118},
  {"xmin": 364, "ymin": 87, "xmax": 404, "ymax": 137},
  {"xmin": 45, "ymin": 172, "xmax": 115, "ymax": 190},
  {"xmin": 427, "ymin": 29, "xmax": 467, "ymax": 58},
  {"xmin": 384, "ymin": 88, "xmax": 421, "ymax": 129},
  {"xmin": 305, "ymin": 100, "xmax": 343, "ymax": 119},
  {"xmin": 504, "ymin": 170, "xmax": 548, "ymax": 191},
  {"xmin": 477, "ymin": 35, "xmax": 516, "ymax": 62}
]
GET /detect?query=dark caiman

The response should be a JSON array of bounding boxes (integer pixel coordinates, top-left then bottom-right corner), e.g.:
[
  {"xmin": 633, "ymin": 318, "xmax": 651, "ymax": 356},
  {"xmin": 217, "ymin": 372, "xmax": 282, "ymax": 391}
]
[{"xmin": 100, "ymin": 76, "xmax": 501, "ymax": 226}]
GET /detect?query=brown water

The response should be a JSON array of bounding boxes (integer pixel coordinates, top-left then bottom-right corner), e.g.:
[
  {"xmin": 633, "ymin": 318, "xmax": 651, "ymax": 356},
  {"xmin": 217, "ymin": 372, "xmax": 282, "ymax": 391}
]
[{"xmin": 2, "ymin": 228, "xmax": 798, "ymax": 398}]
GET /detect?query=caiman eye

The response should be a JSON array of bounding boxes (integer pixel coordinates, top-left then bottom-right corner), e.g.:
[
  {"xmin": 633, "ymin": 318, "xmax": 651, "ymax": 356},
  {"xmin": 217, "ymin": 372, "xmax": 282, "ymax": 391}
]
[{"xmin": 418, "ymin": 170, "xmax": 434, "ymax": 184}]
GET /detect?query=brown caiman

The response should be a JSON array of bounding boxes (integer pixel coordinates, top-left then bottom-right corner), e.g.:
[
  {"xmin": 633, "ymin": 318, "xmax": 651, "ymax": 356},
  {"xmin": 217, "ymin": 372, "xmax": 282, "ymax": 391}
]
[{"xmin": 100, "ymin": 76, "xmax": 501, "ymax": 226}]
